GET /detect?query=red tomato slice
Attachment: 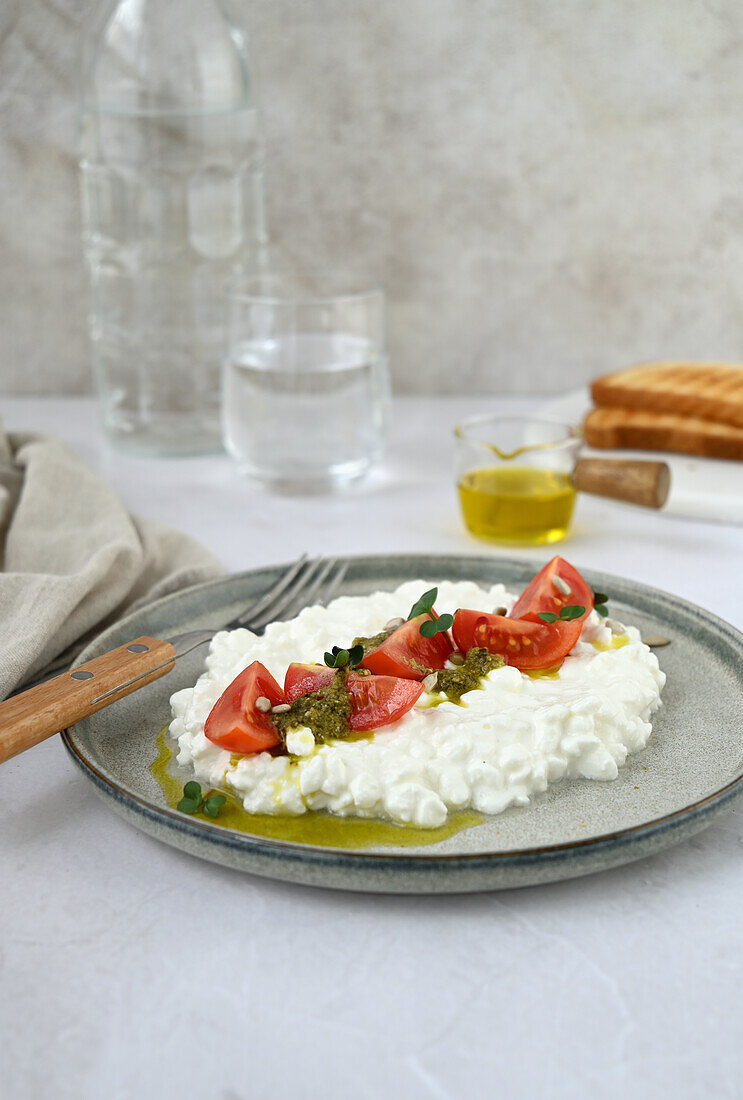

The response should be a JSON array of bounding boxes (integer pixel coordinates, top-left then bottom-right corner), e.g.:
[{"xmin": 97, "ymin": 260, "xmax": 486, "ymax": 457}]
[
  {"xmin": 451, "ymin": 609, "xmax": 490, "ymax": 655},
  {"xmin": 361, "ymin": 613, "xmax": 453, "ymax": 680},
  {"xmin": 284, "ymin": 663, "xmax": 336, "ymax": 700},
  {"xmin": 509, "ymin": 556, "xmax": 593, "ymax": 624},
  {"xmin": 284, "ymin": 663, "xmax": 424, "ymax": 731},
  {"xmin": 347, "ymin": 673, "xmax": 425, "ymax": 731},
  {"xmin": 204, "ymin": 661, "xmax": 283, "ymax": 754},
  {"xmin": 451, "ymin": 609, "xmax": 582, "ymax": 670}
]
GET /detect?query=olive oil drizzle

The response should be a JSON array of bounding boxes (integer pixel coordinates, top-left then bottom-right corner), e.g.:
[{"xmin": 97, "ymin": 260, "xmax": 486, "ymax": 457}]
[
  {"xmin": 591, "ymin": 634, "xmax": 629, "ymax": 652},
  {"xmin": 150, "ymin": 728, "xmax": 484, "ymax": 850}
]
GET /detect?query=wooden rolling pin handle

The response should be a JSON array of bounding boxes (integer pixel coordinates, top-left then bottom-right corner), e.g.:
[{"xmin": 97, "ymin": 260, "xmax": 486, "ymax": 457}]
[
  {"xmin": 0, "ymin": 636, "xmax": 176, "ymax": 765},
  {"xmin": 572, "ymin": 458, "xmax": 671, "ymax": 509}
]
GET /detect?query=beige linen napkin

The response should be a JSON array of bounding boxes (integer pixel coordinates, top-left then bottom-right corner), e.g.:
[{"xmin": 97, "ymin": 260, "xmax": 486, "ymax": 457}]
[{"xmin": 0, "ymin": 428, "xmax": 222, "ymax": 699}]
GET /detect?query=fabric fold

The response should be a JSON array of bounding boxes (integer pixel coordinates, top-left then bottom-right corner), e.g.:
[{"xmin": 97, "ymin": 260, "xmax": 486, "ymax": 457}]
[{"xmin": 0, "ymin": 428, "xmax": 221, "ymax": 698}]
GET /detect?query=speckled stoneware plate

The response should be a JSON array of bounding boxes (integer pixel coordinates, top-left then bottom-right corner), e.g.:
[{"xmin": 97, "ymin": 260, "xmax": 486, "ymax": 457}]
[{"xmin": 62, "ymin": 555, "xmax": 743, "ymax": 894}]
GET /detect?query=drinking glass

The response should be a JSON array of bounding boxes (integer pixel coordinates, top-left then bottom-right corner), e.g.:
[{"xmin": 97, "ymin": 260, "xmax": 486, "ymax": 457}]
[
  {"xmin": 223, "ymin": 273, "xmax": 390, "ymax": 491},
  {"xmin": 454, "ymin": 416, "xmax": 582, "ymax": 544}
]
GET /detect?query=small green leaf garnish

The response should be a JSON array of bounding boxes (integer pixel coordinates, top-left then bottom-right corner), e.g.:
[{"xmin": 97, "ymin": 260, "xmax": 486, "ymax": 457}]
[
  {"xmin": 203, "ymin": 794, "xmax": 226, "ymax": 818},
  {"xmin": 420, "ymin": 612, "xmax": 454, "ymax": 638},
  {"xmin": 592, "ymin": 590, "xmax": 609, "ymax": 617},
  {"xmin": 408, "ymin": 587, "xmax": 438, "ymax": 620},
  {"xmin": 408, "ymin": 587, "xmax": 453, "ymax": 639},
  {"xmin": 324, "ymin": 643, "xmax": 364, "ymax": 669},
  {"xmin": 177, "ymin": 781, "xmax": 226, "ymax": 818},
  {"xmin": 538, "ymin": 605, "xmax": 585, "ymax": 623},
  {"xmin": 559, "ymin": 605, "xmax": 585, "ymax": 621},
  {"xmin": 177, "ymin": 796, "xmax": 201, "ymax": 814}
]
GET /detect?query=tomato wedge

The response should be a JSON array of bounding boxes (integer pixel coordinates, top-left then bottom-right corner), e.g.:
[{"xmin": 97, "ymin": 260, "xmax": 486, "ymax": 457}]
[
  {"xmin": 347, "ymin": 674, "xmax": 424, "ymax": 731},
  {"xmin": 509, "ymin": 556, "xmax": 593, "ymax": 624},
  {"xmin": 451, "ymin": 609, "xmax": 490, "ymax": 655},
  {"xmin": 284, "ymin": 663, "xmax": 424, "ymax": 731},
  {"xmin": 284, "ymin": 664, "xmax": 337, "ymax": 701},
  {"xmin": 204, "ymin": 661, "xmax": 283, "ymax": 754},
  {"xmin": 452, "ymin": 609, "xmax": 582, "ymax": 670},
  {"xmin": 361, "ymin": 613, "xmax": 452, "ymax": 680}
]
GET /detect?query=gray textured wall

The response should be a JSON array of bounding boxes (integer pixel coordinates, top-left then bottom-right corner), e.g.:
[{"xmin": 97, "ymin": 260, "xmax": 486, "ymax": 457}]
[{"xmin": 3, "ymin": 0, "xmax": 743, "ymax": 396}]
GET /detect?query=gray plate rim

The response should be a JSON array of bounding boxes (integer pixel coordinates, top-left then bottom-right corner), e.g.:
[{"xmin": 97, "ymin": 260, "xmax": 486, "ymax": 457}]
[{"xmin": 61, "ymin": 553, "xmax": 743, "ymax": 874}]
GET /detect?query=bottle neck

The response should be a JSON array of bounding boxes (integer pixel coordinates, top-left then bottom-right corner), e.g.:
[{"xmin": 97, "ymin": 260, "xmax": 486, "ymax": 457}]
[{"xmin": 82, "ymin": 0, "xmax": 255, "ymax": 114}]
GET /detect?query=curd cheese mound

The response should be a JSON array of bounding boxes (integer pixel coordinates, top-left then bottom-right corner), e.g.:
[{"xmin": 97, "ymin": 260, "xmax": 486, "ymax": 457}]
[{"xmin": 168, "ymin": 580, "xmax": 666, "ymax": 828}]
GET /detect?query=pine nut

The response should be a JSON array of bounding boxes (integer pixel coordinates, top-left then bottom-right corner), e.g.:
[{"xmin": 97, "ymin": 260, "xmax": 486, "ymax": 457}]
[{"xmin": 553, "ymin": 575, "xmax": 571, "ymax": 596}]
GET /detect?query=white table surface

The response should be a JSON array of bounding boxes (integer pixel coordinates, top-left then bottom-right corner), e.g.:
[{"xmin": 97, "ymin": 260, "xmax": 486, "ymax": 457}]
[{"xmin": 3, "ymin": 395, "xmax": 743, "ymax": 1100}]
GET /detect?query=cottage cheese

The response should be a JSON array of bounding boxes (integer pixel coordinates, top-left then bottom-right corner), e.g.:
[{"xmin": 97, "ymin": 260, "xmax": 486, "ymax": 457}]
[{"xmin": 168, "ymin": 580, "xmax": 665, "ymax": 828}]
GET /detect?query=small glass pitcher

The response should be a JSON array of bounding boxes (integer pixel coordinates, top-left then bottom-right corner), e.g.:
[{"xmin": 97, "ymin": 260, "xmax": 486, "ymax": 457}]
[{"xmin": 454, "ymin": 416, "xmax": 582, "ymax": 544}]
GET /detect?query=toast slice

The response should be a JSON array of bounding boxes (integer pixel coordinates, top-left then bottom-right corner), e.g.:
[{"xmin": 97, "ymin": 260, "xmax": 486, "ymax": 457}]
[
  {"xmin": 591, "ymin": 362, "xmax": 743, "ymax": 428},
  {"xmin": 583, "ymin": 407, "xmax": 743, "ymax": 461}
]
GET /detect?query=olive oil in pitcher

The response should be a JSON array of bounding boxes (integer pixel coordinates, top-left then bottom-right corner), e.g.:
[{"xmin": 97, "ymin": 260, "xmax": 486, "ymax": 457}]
[{"xmin": 457, "ymin": 465, "xmax": 576, "ymax": 544}]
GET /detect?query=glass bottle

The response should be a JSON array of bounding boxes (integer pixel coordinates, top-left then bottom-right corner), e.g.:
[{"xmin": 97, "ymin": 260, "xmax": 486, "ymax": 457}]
[{"xmin": 80, "ymin": 0, "xmax": 268, "ymax": 454}]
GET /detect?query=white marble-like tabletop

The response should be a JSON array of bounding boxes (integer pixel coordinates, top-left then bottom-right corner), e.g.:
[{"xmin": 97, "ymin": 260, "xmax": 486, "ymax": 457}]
[{"xmin": 3, "ymin": 395, "xmax": 743, "ymax": 1100}]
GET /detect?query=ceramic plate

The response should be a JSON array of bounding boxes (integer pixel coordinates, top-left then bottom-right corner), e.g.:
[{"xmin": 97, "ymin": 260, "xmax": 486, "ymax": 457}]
[{"xmin": 63, "ymin": 555, "xmax": 743, "ymax": 894}]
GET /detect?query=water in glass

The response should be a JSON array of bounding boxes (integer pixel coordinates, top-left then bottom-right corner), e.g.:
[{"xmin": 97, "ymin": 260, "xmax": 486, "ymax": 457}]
[{"xmin": 223, "ymin": 332, "xmax": 389, "ymax": 489}]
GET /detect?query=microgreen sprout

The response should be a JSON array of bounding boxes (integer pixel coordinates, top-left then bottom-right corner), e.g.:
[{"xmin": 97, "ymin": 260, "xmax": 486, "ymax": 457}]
[
  {"xmin": 408, "ymin": 588, "xmax": 438, "ymax": 620},
  {"xmin": 537, "ymin": 605, "xmax": 586, "ymax": 623},
  {"xmin": 203, "ymin": 794, "xmax": 227, "ymax": 818},
  {"xmin": 177, "ymin": 781, "xmax": 226, "ymax": 818},
  {"xmin": 420, "ymin": 613, "xmax": 453, "ymax": 637},
  {"xmin": 592, "ymin": 591, "xmax": 609, "ymax": 618},
  {"xmin": 324, "ymin": 643, "xmax": 364, "ymax": 669},
  {"xmin": 408, "ymin": 587, "xmax": 453, "ymax": 638}
]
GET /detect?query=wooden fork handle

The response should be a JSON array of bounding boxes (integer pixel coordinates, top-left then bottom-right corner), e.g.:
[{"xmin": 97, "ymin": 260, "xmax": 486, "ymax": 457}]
[{"xmin": 0, "ymin": 636, "xmax": 176, "ymax": 765}]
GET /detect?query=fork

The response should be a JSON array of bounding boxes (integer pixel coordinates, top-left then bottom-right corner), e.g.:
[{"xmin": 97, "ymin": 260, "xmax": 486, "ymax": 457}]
[{"xmin": 0, "ymin": 555, "xmax": 347, "ymax": 765}]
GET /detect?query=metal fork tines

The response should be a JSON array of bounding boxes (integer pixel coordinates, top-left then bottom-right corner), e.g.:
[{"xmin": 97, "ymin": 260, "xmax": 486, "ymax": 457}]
[
  {"xmin": 170, "ymin": 556, "xmax": 347, "ymax": 661},
  {"xmin": 247, "ymin": 557, "xmax": 347, "ymax": 631},
  {"xmin": 223, "ymin": 553, "xmax": 311, "ymax": 630}
]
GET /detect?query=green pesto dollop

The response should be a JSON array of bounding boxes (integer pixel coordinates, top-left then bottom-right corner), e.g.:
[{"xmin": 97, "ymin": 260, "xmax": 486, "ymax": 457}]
[
  {"xmin": 352, "ymin": 627, "xmax": 392, "ymax": 652},
  {"xmin": 434, "ymin": 647, "xmax": 505, "ymax": 703},
  {"xmin": 273, "ymin": 670, "xmax": 351, "ymax": 746}
]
